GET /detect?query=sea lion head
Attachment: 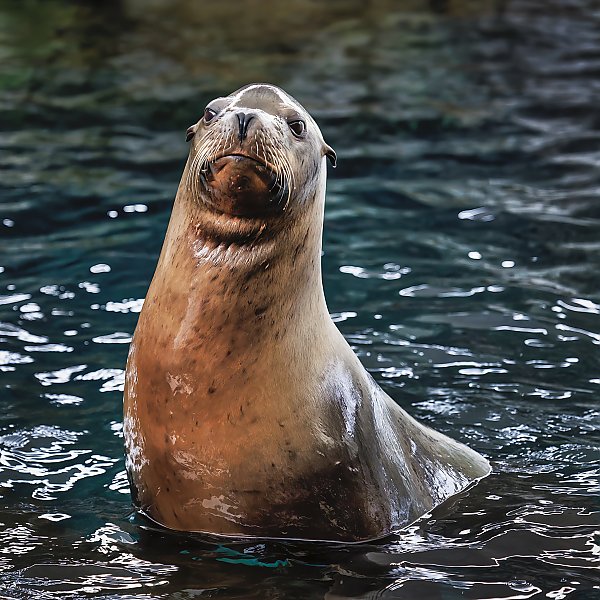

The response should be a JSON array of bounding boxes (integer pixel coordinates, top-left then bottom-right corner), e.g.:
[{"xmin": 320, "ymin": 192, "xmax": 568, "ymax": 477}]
[{"xmin": 182, "ymin": 84, "xmax": 336, "ymax": 246}]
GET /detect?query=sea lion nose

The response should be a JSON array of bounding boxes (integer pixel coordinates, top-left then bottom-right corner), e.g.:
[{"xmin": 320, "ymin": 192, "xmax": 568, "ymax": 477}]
[{"xmin": 236, "ymin": 112, "xmax": 255, "ymax": 141}]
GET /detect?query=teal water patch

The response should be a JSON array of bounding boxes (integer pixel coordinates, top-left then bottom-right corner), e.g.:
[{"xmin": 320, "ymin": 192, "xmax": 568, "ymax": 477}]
[
  {"xmin": 178, "ymin": 545, "xmax": 328, "ymax": 569},
  {"xmin": 177, "ymin": 545, "xmax": 290, "ymax": 568},
  {"xmin": 216, "ymin": 556, "xmax": 290, "ymax": 568}
]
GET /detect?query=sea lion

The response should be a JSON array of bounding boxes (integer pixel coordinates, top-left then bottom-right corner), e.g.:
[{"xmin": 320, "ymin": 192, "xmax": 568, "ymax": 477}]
[{"xmin": 123, "ymin": 83, "xmax": 490, "ymax": 542}]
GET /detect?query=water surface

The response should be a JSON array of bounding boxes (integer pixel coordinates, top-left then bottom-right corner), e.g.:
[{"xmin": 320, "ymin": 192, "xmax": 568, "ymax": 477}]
[{"xmin": 0, "ymin": 0, "xmax": 599, "ymax": 598}]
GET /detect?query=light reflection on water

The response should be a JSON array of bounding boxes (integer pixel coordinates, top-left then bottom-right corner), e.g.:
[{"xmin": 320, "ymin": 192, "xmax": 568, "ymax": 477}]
[{"xmin": 1, "ymin": 0, "xmax": 600, "ymax": 598}]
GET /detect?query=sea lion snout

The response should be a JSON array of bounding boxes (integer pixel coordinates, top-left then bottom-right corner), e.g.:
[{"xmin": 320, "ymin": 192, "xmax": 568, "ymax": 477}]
[
  {"xmin": 202, "ymin": 154, "xmax": 285, "ymax": 217},
  {"xmin": 236, "ymin": 112, "xmax": 255, "ymax": 141}
]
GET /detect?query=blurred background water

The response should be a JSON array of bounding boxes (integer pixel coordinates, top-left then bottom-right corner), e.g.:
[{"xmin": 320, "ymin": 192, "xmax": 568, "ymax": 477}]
[{"xmin": 1, "ymin": 0, "xmax": 599, "ymax": 598}]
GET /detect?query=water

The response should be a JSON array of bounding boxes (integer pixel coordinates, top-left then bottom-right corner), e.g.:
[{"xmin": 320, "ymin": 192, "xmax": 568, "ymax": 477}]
[{"xmin": 1, "ymin": 0, "xmax": 599, "ymax": 597}]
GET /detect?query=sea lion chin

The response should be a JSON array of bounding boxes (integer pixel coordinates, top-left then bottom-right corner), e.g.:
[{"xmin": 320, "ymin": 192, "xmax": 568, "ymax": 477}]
[
  {"xmin": 200, "ymin": 154, "xmax": 286, "ymax": 218},
  {"xmin": 123, "ymin": 83, "xmax": 490, "ymax": 543}
]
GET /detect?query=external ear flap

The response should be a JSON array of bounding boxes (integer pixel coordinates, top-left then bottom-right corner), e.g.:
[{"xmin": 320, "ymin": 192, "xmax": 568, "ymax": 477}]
[
  {"xmin": 324, "ymin": 144, "xmax": 337, "ymax": 168},
  {"xmin": 186, "ymin": 125, "xmax": 197, "ymax": 142}
]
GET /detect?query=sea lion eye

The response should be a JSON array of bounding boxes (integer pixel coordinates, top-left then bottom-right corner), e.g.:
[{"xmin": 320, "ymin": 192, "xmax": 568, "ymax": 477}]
[
  {"xmin": 204, "ymin": 107, "xmax": 217, "ymax": 123},
  {"xmin": 288, "ymin": 120, "xmax": 306, "ymax": 138}
]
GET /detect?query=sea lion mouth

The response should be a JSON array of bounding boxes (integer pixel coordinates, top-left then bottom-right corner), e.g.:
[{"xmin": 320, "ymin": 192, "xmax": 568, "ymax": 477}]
[{"xmin": 199, "ymin": 153, "xmax": 287, "ymax": 218}]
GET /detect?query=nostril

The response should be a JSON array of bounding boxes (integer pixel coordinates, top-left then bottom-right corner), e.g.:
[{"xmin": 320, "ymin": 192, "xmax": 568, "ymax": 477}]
[{"xmin": 237, "ymin": 112, "xmax": 254, "ymax": 141}]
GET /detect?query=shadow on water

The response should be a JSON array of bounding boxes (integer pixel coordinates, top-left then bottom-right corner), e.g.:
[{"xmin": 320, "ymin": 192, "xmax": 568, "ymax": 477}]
[{"xmin": 0, "ymin": 0, "xmax": 599, "ymax": 598}]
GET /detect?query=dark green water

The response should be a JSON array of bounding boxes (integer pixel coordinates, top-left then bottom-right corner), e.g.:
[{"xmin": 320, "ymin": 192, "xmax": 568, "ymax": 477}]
[{"xmin": 1, "ymin": 1, "xmax": 599, "ymax": 598}]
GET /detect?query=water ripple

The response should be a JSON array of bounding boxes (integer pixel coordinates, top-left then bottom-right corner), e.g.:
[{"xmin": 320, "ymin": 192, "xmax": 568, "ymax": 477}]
[{"xmin": 0, "ymin": 426, "xmax": 116, "ymax": 501}]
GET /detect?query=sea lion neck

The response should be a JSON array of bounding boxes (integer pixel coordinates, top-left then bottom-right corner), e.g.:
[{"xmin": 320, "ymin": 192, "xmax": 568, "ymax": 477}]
[{"xmin": 146, "ymin": 180, "xmax": 329, "ymax": 351}]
